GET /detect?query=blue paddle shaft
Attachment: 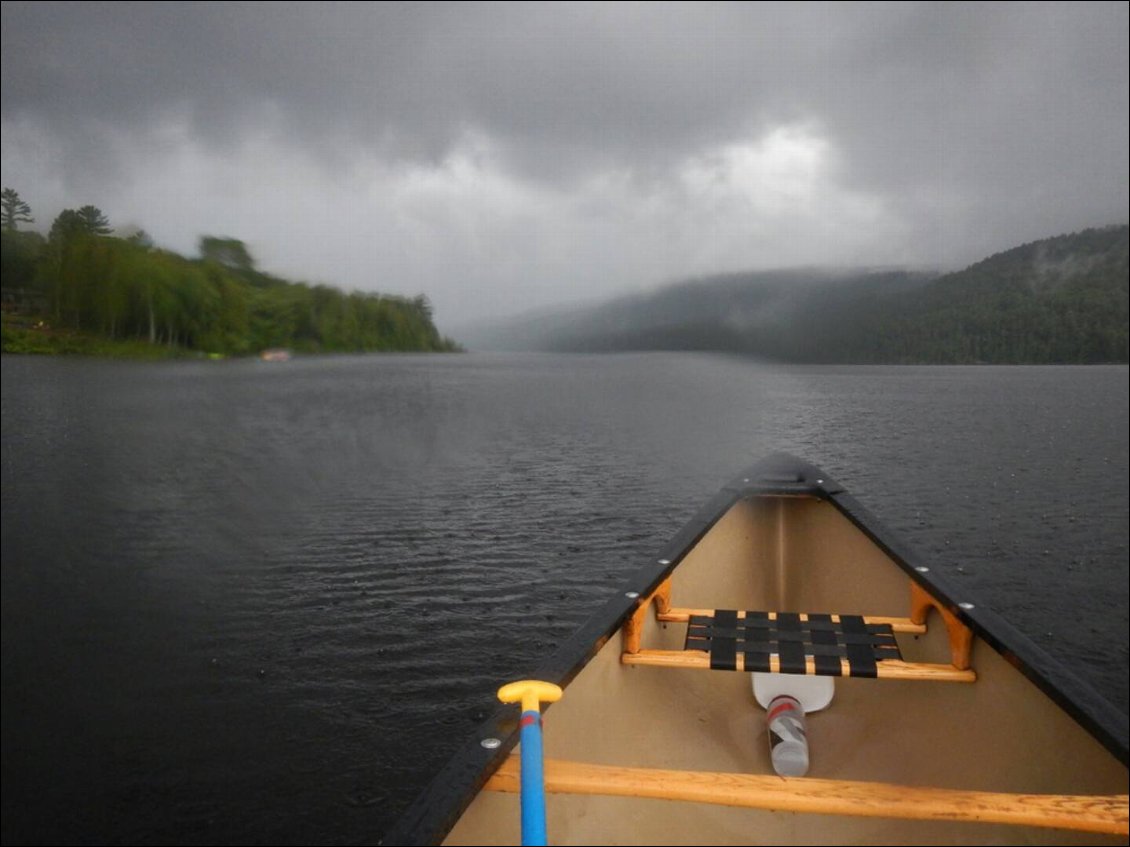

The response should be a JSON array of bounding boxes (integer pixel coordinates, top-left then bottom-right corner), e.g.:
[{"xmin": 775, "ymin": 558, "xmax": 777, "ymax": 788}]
[{"xmin": 519, "ymin": 710, "xmax": 547, "ymax": 846}]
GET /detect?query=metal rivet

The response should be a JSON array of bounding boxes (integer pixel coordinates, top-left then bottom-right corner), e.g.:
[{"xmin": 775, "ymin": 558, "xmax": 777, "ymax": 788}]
[
  {"xmin": 625, "ymin": 591, "xmax": 640, "ymax": 599},
  {"xmin": 816, "ymin": 479, "xmax": 824, "ymax": 484},
  {"xmin": 481, "ymin": 738, "xmax": 501, "ymax": 749},
  {"xmin": 958, "ymin": 602, "xmax": 975, "ymax": 611},
  {"xmin": 657, "ymin": 558, "xmax": 670, "ymax": 565},
  {"xmin": 915, "ymin": 566, "xmax": 930, "ymax": 573}
]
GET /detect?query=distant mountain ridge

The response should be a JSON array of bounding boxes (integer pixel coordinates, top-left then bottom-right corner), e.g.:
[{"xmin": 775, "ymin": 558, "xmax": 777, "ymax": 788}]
[{"xmin": 463, "ymin": 226, "xmax": 1128, "ymax": 363}]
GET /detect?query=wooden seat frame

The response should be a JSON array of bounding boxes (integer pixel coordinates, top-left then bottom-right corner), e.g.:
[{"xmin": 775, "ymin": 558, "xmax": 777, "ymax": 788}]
[{"xmin": 621, "ymin": 578, "xmax": 977, "ymax": 683}]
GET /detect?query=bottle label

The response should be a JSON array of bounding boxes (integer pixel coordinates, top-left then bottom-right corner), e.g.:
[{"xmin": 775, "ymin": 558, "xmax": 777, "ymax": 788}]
[
  {"xmin": 768, "ymin": 695, "xmax": 806, "ymax": 750},
  {"xmin": 767, "ymin": 697, "xmax": 799, "ymax": 723}
]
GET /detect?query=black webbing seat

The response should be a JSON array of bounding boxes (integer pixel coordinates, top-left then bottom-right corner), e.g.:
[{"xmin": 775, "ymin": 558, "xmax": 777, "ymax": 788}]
[{"xmin": 685, "ymin": 611, "xmax": 902, "ymax": 678}]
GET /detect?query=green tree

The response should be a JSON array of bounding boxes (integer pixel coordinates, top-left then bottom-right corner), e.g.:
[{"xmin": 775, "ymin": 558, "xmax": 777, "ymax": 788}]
[
  {"xmin": 0, "ymin": 229, "xmax": 46, "ymax": 288},
  {"xmin": 76, "ymin": 205, "xmax": 112, "ymax": 235},
  {"xmin": 50, "ymin": 208, "xmax": 113, "ymax": 241},
  {"xmin": 1, "ymin": 188, "xmax": 34, "ymax": 231},
  {"xmin": 49, "ymin": 209, "xmax": 85, "ymax": 242},
  {"xmin": 199, "ymin": 236, "xmax": 255, "ymax": 272}
]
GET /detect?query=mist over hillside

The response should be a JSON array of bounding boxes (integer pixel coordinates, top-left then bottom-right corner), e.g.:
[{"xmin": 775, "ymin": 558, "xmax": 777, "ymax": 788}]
[{"xmin": 459, "ymin": 226, "xmax": 1128, "ymax": 364}]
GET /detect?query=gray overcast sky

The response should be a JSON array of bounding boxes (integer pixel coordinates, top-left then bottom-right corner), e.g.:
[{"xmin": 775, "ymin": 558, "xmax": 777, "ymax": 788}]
[{"xmin": 2, "ymin": 2, "xmax": 1127, "ymax": 329}]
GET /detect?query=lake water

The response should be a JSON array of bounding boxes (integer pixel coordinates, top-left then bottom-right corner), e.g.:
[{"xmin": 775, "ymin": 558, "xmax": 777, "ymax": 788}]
[{"xmin": 2, "ymin": 353, "xmax": 1127, "ymax": 844}]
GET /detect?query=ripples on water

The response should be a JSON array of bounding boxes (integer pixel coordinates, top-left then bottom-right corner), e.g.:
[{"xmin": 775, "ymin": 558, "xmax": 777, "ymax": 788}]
[{"xmin": 2, "ymin": 354, "xmax": 1127, "ymax": 844}]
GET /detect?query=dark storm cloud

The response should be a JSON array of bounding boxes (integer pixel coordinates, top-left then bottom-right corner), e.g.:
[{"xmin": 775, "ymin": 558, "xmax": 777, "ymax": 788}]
[
  {"xmin": 2, "ymin": 2, "xmax": 1127, "ymax": 323},
  {"xmin": 2, "ymin": 2, "xmax": 789, "ymax": 173},
  {"xmin": 6, "ymin": 2, "xmax": 1124, "ymax": 181}
]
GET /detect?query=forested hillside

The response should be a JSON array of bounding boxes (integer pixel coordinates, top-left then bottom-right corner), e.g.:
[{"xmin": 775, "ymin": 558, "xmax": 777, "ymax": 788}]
[
  {"xmin": 1, "ymin": 191, "xmax": 457, "ymax": 355},
  {"xmin": 864, "ymin": 226, "xmax": 1128, "ymax": 363},
  {"xmin": 468, "ymin": 226, "xmax": 1128, "ymax": 364}
]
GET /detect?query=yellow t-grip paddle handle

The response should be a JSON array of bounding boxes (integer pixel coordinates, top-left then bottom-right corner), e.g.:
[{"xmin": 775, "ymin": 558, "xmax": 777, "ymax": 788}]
[
  {"xmin": 498, "ymin": 680, "xmax": 563, "ymax": 846},
  {"xmin": 497, "ymin": 680, "xmax": 563, "ymax": 714}
]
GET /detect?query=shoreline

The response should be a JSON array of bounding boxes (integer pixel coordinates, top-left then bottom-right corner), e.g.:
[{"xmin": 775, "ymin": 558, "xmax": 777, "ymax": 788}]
[{"xmin": 1, "ymin": 311, "xmax": 463, "ymax": 360}]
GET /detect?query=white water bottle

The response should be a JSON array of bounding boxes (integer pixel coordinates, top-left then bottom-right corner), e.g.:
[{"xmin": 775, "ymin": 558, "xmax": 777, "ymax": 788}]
[{"xmin": 766, "ymin": 694, "xmax": 809, "ymax": 777}]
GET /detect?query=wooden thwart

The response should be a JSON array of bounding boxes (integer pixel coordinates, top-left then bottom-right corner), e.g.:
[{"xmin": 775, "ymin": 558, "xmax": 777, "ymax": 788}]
[
  {"xmin": 621, "ymin": 649, "xmax": 976, "ymax": 682},
  {"xmin": 658, "ymin": 608, "xmax": 928, "ymax": 635},
  {"xmin": 484, "ymin": 756, "xmax": 1129, "ymax": 836}
]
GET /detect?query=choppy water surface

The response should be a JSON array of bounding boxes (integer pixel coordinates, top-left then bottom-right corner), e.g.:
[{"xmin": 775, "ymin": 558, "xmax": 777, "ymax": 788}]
[{"xmin": 2, "ymin": 354, "xmax": 1127, "ymax": 844}]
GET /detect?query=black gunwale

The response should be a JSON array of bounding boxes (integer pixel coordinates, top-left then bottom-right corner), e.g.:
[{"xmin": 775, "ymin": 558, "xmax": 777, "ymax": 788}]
[{"xmin": 382, "ymin": 452, "xmax": 1128, "ymax": 845}]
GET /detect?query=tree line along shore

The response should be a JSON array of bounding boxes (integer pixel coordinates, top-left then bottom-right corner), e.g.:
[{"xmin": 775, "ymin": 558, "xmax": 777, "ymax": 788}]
[{"xmin": 1, "ymin": 188, "xmax": 459, "ymax": 358}]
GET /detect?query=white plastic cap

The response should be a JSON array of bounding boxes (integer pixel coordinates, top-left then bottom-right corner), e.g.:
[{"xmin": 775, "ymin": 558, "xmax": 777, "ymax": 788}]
[{"xmin": 752, "ymin": 672, "xmax": 835, "ymax": 713}]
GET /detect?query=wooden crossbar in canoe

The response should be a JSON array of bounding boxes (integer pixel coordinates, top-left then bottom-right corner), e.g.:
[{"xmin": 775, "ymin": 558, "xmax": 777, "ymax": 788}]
[
  {"xmin": 658, "ymin": 608, "xmax": 928, "ymax": 634},
  {"xmin": 621, "ymin": 649, "xmax": 976, "ymax": 682},
  {"xmin": 484, "ymin": 757, "xmax": 1129, "ymax": 836}
]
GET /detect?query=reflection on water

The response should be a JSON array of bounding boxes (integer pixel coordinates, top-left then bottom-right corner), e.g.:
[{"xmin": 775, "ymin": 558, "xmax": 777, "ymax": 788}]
[{"xmin": 2, "ymin": 354, "xmax": 1127, "ymax": 843}]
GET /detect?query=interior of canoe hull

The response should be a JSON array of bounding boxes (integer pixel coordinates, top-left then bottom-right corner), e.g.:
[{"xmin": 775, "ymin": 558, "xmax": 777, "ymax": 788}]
[{"xmin": 444, "ymin": 494, "xmax": 1128, "ymax": 846}]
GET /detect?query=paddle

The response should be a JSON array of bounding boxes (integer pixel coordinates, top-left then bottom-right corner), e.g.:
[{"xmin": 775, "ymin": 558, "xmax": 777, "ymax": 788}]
[{"xmin": 497, "ymin": 680, "xmax": 564, "ymax": 846}]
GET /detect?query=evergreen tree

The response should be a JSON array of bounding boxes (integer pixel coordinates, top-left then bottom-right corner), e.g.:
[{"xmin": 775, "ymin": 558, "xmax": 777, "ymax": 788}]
[
  {"xmin": 1, "ymin": 188, "xmax": 34, "ymax": 231},
  {"xmin": 49, "ymin": 209, "xmax": 86, "ymax": 242},
  {"xmin": 76, "ymin": 205, "xmax": 112, "ymax": 235},
  {"xmin": 50, "ymin": 207, "xmax": 112, "ymax": 241}
]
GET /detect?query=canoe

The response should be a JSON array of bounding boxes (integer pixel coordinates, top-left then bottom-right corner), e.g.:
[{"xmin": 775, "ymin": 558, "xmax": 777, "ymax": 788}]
[{"xmin": 384, "ymin": 454, "xmax": 1129, "ymax": 845}]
